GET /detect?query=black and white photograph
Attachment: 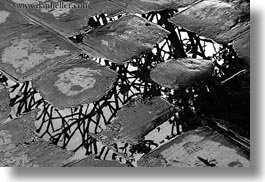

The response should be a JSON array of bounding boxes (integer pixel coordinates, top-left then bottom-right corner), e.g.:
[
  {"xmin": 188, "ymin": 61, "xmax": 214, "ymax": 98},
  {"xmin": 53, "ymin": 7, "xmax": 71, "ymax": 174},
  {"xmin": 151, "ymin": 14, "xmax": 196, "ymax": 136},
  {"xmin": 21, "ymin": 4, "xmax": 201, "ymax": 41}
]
[{"xmin": 0, "ymin": 0, "xmax": 257, "ymax": 175}]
